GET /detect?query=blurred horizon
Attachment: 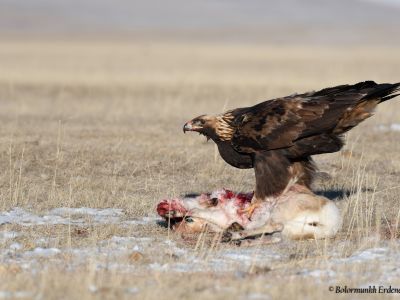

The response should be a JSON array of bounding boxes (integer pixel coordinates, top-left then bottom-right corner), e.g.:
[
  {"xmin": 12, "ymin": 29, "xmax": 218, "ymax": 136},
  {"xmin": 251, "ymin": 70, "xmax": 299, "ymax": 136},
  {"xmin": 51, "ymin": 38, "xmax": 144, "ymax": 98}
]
[{"xmin": 0, "ymin": 0, "xmax": 399, "ymax": 45}]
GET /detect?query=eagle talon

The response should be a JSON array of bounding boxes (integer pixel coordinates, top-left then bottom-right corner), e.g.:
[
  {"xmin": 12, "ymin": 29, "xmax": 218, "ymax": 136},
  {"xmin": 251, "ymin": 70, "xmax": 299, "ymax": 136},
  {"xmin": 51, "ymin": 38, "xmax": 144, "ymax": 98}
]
[{"xmin": 239, "ymin": 202, "xmax": 261, "ymax": 220}]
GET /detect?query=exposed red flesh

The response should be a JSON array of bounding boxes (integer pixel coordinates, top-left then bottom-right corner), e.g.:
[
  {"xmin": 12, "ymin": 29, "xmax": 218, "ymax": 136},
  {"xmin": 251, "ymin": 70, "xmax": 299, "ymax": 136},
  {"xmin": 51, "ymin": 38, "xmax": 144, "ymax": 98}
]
[
  {"xmin": 156, "ymin": 199, "xmax": 188, "ymax": 218},
  {"xmin": 157, "ymin": 189, "xmax": 254, "ymax": 219}
]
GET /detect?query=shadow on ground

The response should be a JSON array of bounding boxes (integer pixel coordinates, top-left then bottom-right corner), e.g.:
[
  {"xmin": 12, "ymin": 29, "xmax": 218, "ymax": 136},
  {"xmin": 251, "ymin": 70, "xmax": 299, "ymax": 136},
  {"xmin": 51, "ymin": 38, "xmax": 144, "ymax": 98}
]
[{"xmin": 315, "ymin": 188, "xmax": 375, "ymax": 201}]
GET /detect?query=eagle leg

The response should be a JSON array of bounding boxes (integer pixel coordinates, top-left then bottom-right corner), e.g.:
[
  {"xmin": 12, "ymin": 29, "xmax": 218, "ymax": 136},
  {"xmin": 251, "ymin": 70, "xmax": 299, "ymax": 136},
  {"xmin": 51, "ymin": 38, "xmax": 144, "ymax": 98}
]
[{"xmin": 253, "ymin": 151, "xmax": 292, "ymax": 199}]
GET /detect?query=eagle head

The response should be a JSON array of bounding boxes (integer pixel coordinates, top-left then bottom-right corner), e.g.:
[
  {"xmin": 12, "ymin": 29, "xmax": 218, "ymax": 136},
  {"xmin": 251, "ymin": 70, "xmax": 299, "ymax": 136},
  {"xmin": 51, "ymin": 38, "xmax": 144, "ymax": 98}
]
[
  {"xmin": 183, "ymin": 115, "xmax": 216, "ymax": 138},
  {"xmin": 183, "ymin": 113, "xmax": 235, "ymax": 141}
]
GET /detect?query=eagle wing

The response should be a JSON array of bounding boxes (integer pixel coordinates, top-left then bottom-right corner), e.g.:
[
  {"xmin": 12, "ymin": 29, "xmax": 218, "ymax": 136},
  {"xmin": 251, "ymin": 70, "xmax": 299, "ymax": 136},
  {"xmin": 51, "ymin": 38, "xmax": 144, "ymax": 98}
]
[
  {"xmin": 231, "ymin": 99, "xmax": 309, "ymax": 153},
  {"xmin": 216, "ymin": 141, "xmax": 253, "ymax": 169},
  {"xmin": 230, "ymin": 81, "xmax": 398, "ymax": 154}
]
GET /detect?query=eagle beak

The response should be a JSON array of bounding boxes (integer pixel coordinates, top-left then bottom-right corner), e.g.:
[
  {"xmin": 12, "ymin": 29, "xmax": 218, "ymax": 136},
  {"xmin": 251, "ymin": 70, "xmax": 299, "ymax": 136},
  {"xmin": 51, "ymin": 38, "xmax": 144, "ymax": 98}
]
[{"xmin": 183, "ymin": 122, "xmax": 193, "ymax": 133}]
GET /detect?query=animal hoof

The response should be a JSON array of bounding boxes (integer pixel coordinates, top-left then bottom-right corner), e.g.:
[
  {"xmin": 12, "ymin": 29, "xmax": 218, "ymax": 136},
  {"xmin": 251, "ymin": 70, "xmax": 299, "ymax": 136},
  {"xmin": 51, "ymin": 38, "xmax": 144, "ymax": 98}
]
[
  {"xmin": 221, "ymin": 231, "xmax": 233, "ymax": 243},
  {"xmin": 226, "ymin": 222, "xmax": 244, "ymax": 232}
]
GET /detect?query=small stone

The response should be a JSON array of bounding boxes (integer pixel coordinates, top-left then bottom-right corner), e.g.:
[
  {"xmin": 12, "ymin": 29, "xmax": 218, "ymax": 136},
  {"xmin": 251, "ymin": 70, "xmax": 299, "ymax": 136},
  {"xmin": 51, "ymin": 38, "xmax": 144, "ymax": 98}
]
[
  {"xmin": 73, "ymin": 228, "xmax": 89, "ymax": 237},
  {"xmin": 250, "ymin": 265, "xmax": 272, "ymax": 275},
  {"xmin": 128, "ymin": 251, "xmax": 144, "ymax": 262}
]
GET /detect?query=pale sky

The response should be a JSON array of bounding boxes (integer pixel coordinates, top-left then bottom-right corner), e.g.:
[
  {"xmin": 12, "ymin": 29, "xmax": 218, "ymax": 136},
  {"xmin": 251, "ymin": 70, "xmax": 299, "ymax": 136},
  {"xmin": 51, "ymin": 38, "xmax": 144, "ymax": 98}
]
[{"xmin": 0, "ymin": 0, "xmax": 398, "ymax": 45}]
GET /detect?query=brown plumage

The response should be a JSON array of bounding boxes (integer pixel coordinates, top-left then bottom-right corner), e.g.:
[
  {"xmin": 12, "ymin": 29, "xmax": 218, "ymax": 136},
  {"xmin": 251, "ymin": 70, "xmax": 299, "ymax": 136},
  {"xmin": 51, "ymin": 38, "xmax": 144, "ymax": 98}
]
[{"xmin": 183, "ymin": 81, "xmax": 400, "ymax": 200}]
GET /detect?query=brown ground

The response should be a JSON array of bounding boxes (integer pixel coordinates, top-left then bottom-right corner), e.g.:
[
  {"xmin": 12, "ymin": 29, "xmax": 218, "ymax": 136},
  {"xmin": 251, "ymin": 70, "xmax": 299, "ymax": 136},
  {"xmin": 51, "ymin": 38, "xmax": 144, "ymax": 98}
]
[{"xmin": 0, "ymin": 39, "xmax": 399, "ymax": 299}]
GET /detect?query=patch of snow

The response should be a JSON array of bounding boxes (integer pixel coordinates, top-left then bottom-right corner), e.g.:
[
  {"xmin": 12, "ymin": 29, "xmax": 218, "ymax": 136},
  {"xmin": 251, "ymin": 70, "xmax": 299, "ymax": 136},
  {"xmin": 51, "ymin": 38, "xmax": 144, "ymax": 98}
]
[
  {"xmin": 339, "ymin": 248, "xmax": 388, "ymax": 263},
  {"xmin": 164, "ymin": 239, "xmax": 187, "ymax": 256},
  {"xmin": 375, "ymin": 123, "xmax": 400, "ymax": 132},
  {"xmin": 148, "ymin": 262, "xmax": 168, "ymax": 271},
  {"xmin": 376, "ymin": 124, "xmax": 388, "ymax": 131},
  {"xmin": 50, "ymin": 207, "xmax": 123, "ymax": 216},
  {"xmin": 99, "ymin": 236, "xmax": 154, "ymax": 253},
  {"xmin": 331, "ymin": 248, "xmax": 389, "ymax": 264},
  {"xmin": 88, "ymin": 285, "xmax": 98, "ymax": 293},
  {"xmin": 35, "ymin": 237, "xmax": 54, "ymax": 246},
  {"xmin": 49, "ymin": 207, "xmax": 124, "ymax": 223},
  {"xmin": 0, "ymin": 231, "xmax": 18, "ymax": 240},
  {"xmin": 218, "ymin": 248, "xmax": 281, "ymax": 262},
  {"xmin": 125, "ymin": 287, "xmax": 139, "ymax": 294},
  {"xmin": 0, "ymin": 208, "xmax": 80, "ymax": 226},
  {"xmin": 299, "ymin": 269, "xmax": 336, "ymax": 278},
  {"xmin": 390, "ymin": 123, "xmax": 400, "ymax": 131},
  {"xmin": 148, "ymin": 258, "xmax": 216, "ymax": 273},
  {"xmin": 87, "ymin": 285, "xmax": 96, "ymax": 294},
  {"xmin": 0, "ymin": 208, "xmax": 52, "ymax": 226},
  {"xmin": 0, "ymin": 207, "xmax": 161, "ymax": 227},
  {"xmin": 164, "ymin": 262, "xmax": 196, "ymax": 273},
  {"xmin": 108, "ymin": 236, "xmax": 153, "ymax": 244},
  {"xmin": 25, "ymin": 247, "xmax": 61, "ymax": 257},
  {"xmin": 242, "ymin": 293, "xmax": 271, "ymax": 300},
  {"xmin": 123, "ymin": 216, "xmax": 160, "ymax": 225},
  {"xmin": 9, "ymin": 243, "xmax": 22, "ymax": 250},
  {"xmin": 0, "ymin": 291, "xmax": 32, "ymax": 299},
  {"xmin": 95, "ymin": 262, "xmax": 139, "ymax": 273},
  {"xmin": 147, "ymin": 246, "xmax": 282, "ymax": 273}
]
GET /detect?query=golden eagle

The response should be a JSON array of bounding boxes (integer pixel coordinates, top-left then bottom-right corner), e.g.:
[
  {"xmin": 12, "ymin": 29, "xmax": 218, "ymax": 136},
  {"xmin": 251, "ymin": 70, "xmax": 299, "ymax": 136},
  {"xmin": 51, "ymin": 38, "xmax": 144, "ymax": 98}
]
[{"xmin": 183, "ymin": 81, "xmax": 400, "ymax": 203}]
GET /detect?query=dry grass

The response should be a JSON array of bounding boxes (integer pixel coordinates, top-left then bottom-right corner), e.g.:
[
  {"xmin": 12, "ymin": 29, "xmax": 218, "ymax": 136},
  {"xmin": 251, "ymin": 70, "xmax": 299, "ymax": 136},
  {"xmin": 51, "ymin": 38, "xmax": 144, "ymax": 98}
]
[{"xmin": 0, "ymin": 38, "xmax": 400, "ymax": 299}]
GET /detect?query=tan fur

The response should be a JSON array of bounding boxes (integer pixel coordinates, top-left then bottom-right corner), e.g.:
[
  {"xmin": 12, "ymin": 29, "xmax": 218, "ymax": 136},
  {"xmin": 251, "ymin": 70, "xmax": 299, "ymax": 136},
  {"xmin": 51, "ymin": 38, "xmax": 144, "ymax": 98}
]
[
  {"xmin": 290, "ymin": 233, "xmax": 317, "ymax": 240},
  {"xmin": 273, "ymin": 193, "xmax": 341, "ymax": 240},
  {"xmin": 288, "ymin": 162, "xmax": 314, "ymax": 188},
  {"xmin": 229, "ymin": 192, "xmax": 342, "ymax": 241},
  {"xmin": 273, "ymin": 193, "xmax": 328, "ymax": 220},
  {"xmin": 173, "ymin": 219, "xmax": 207, "ymax": 233}
]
